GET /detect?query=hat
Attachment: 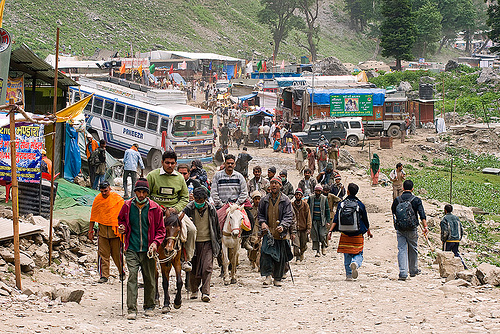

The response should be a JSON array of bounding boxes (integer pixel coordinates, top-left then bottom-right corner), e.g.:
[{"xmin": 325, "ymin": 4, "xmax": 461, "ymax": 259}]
[
  {"xmin": 270, "ymin": 177, "xmax": 282, "ymax": 186},
  {"xmin": 279, "ymin": 169, "xmax": 287, "ymax": 176},
  {"xmin": 99, "ymin": 181, "xmax": 110, "ymax": 189},
  {"xmin": 334, "ymin": 175, "xmax": 341, "ymax": 180},
  {"xmin": 295, "ymin": 188, "xmax": 303, "ymax": 195},
  {"xmin": 250, "ymin": 190, "xmax": 262, "ymax": 199},
  {"xmin": 134, "ymin": 178, "xmax": 150, "ymax": 192},
  {"xmin": 268, "ymin": 166, "xmax": 276, "ymax": 173},
  {"xmin": 326, "ymin": 162, "xmax": 333, "ymax": 169},
  {"xmin": 86, "ymin": 133, "xmax": 93, "ymax": 138},
  {"xmin": 41, "ymin": 149, "xmax": 46, "ymax": 155},
  {"xmin": 314, "ymin": 184, "xmax": 323, "ymax": 191}
]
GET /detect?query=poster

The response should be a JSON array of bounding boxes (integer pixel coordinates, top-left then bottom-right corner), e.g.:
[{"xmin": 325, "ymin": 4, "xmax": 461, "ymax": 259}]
[
  {"xmin": 5, "ymin": 76, "xmax": 24, "ymax": 108},
  {"xmin": 0, "ymin": 28, "xmax": 11, "ymax": 103},
  {"xmin": 330, "ymin": 94, "xmax": 373, "ymax": 117},
  {"xmin": 0, "ymin": 124, "xmax": 44, "ymax": 182}
]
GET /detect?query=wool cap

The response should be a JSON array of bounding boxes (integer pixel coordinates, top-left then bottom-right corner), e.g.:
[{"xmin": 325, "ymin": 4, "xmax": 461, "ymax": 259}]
[
  {"xmin": 134, "ymin": 178, "xmax": 149, "ymax": 192},
  {"xmin": 270, "ymin": 177, "xmax": 282, "ymax": 186}
]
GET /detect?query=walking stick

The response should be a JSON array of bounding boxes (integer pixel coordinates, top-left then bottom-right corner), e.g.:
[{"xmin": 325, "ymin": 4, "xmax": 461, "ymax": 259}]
[{"xmin": 120, "ymin": 240, "xmax": 124, "ymax": 316}]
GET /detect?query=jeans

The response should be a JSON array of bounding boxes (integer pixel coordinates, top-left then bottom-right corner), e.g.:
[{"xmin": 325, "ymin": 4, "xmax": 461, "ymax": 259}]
[
  {"xmin": 123, "ymin": 170, "xmax": 137, "ymax": 198},
  {"xmin": 344, "ymin": 251, "xmax": 363, "ymax": 277},
  {"xmin": 126, "ymin": 250, "xmax": 156, "ymax": 313},
  {"xmin": 93, "ymin": 174, "xmax": 105, "ymax": 190},
  {"xmin": 397, "ymin": 229, "xmax": 419, "ymax": 278}
]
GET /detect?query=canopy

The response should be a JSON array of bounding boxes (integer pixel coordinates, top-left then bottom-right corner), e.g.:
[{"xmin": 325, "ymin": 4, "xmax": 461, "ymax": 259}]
[
  {"xmin": 243, "ymin": 109, "xmax": 274, "ymax": 117},
  {"xmin": 56, "ymin": 94, "xmax": 93, "ymax": 122},
  {"xmin": 308, "ymin": 88, "xmax": 386, "ymax": 106},
  {"xmin": 238, "ymin": 92, "xmax": 258, "ymax": 101}
]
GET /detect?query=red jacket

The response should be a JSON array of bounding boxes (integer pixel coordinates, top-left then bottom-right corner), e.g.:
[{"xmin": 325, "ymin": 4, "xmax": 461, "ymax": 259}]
[{"xmin": 118, "ymin": 198, "xmax": 166, "ymax": 251}]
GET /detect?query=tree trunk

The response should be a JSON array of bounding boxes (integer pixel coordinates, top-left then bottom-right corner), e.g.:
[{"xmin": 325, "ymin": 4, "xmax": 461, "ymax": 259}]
[
  {"xmin": 437, "ymin": 37, "xmax": 447, "ymax": 54},
  {"xmin": 396, "ymin": 59, "xmax": 402, "ymax": 71}
]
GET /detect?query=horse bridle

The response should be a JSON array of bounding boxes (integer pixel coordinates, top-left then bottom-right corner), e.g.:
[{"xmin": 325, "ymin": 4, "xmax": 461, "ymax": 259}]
[{"xmin": 222, "ymin": 226, "xmax": 241, "ymax": 238}]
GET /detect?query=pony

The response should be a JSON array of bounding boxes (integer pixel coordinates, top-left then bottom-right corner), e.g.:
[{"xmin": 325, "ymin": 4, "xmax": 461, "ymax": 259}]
[
  {"xmin": 221, "ymin": 203, "xmax": 245, "ymax": 285},
  {"xmin": 155, "ymin": 213, "xmax": 183, "ymax": 313}
]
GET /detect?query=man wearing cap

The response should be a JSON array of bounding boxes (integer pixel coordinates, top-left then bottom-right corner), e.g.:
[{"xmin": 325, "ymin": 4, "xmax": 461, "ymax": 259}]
[
  {"xmin": 40, "ymin": 149, "xmax": 52, "ymax": 175},
  {"xmin": 297, "ymin": 168, "xmax": 317, "ymax": 198},
  {"xmin": 146, "ymin": 151, "xmax": 193, "ymax": 271},
  {"xmin": 248, "ymin": 165, "xmax": 270, "ymax": 197},
  {"xmin": 330, "ymin": 175, "xmax": 346, "ymax": 199},
  {"xmin": 89, "ymin": 181, "xmax": 125, "ymax": 283},
  {"xmin": 267, "ymin": 166, "xmax": 277, "ymax": 182},
  {"xmin": 258, "ymin": 177, "xmax": 294, "ymax": 286},
  {"xmin": 85, "ymin": 133, "xmax": 99, "ymax": 187},
  {"xmin": 317, "ymin": 162, "xmax": 337, "ymax": 186},
  {"xmin": 118, "ymin": 178, "xmax": 166, "ymax": 319},
  {"xmin": 308, "ymin": 184, "xmax": 330, "ymax": 256},
  {"xmin": 292, "ymin": 188, "xmax": 311, "ymax": 261},
  {"xmin": 279, "ymin": 170, "xmax": 294, "ymax": 199},
  {"xmin": 123, "ymin": 144, "xmax": 145, "ymax": 199}
]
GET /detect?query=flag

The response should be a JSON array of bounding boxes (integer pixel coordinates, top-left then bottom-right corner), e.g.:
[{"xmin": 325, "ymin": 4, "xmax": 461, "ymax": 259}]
[
  {"xmin": 246, "ymin": 61, "xmax": 253, "ymax": 74},
  {"xmin": 149, "ymin": 63, "xmax": 155, "ymax": 74},
  {"xmin": 280, "ymin": 60, "xmax": 285, "ymax": 70},
  {"xmin": 119, "ymin": 62, "xmax": 126, "ymax": 75},
  {"xmin": 238, "ymin": 66, "xmax": 242, "ymax": 78},
  {"xmin": 234, "ymin": 64, "xmax": 238, "ymax": 78},
  {"xmin": 263, "ymin": 61, "xmax": 267, "ymax": 72},
  {"xmin": 169, "ymin": 64, "xmax": 174, "ymax": 75},
  {"xmin": 138, "ymin": 64, "xmax": 143, "ymax": 76},
  {"xmin": 256, "ymin": 60, "xmax": 262, "ymax": 72},
  {"xmin": 209, "ymin": 61, "xmax": 212, "ymax": 71},
  {"xmin": 0, "ymin": 0, "xmax": 5, "ymax": 28}
]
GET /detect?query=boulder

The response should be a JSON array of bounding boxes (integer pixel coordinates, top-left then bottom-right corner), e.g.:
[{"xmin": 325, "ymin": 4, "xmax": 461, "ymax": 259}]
[
  {"xmin": 477, "ymin": 67, "xmax": 500, "ymax": 84},
  {"xmin": 22, "ymin": 287, "xmax": 36, "ymax": 296},
  {"xmin": 33, "ymin": 244, "xmax": 49, "ymax": 267},
  {"xmin": 426, "ymin": 137, "xmax": 437, "ymax": 143},
  {"xmin": 54, "ymin": 287, "xmax": 84, "ymax": 303},
  {"xmin": 452, "ymin": 204, "xmax": 475, "ymax": 223},
  {"xmin": 0, "ymin": 248, "xmax": 14, "ymax": 263},
  {"xmin": 0, "ymin": 281, "xmax": 13, "ymax": 295},
  {"xmin": 476, "ymin": 262, "xmax": 500, "ymax": 286},
  {"xmin": 445, "ymin": 60, "xmax": 459, "ymax": 72},
  {"xmin": 314, "ymin": 56, "xmax": 350, "ymax": 76},
  {"xmin": 435, "ymin": 250, "xmax": 464, "ymax": 278},
  {"xmin": 457, "ymin": 269, "xmax": 476, "ymax": 282},
  {"xmin": 338, "ymin": 149, "xmax": 356, "ymax": 170},
  {"xmin": 398, "ymin": 81, "xmax": 412, "ymax": 92},
  {"xmin": 19, "ymin": 252, "xmax": 35, "ymax": 272},
  {"xmin": 444, "ymin": 278, "xmax": 471, "ymax": 287}
]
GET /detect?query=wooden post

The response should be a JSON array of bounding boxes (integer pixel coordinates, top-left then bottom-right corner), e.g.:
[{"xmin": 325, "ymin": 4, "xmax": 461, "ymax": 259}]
[
  {"xmin": 9, "ymin": 97, "xmax": 21, "ymax": 290},
  {"xmin": 48, "ymin": 27, "xmax": 59, "ymax": 266},
  {"xmin": 449, "ymin": 158, "xmax": 453, "ymax": 204}
]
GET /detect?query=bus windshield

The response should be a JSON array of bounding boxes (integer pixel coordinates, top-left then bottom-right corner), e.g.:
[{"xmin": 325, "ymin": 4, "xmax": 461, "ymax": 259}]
[{"xmin": 172, "ymin": 115, "xmax": 213, "ymax": 137}]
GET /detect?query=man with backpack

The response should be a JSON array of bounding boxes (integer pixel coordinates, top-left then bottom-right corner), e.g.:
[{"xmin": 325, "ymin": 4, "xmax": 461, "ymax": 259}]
[
  {"xmin": 391, "ymin": 180, "xmax": 428, "ymax": 281},
  {"xmin": 328, "ymin": 183, "xmax": 372, "ymax": 280},
  {"xmin": 90, "ymin": 140, "xmax": 107, "ymax": 190}
]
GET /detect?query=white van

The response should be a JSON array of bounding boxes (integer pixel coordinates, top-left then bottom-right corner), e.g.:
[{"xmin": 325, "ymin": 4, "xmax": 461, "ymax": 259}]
[{"xmin": 339, "ymin": 117, "xmax": 365, "ymax": 146}]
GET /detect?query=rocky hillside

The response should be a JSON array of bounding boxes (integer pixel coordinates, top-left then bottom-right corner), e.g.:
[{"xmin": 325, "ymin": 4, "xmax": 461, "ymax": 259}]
[{"xmin": 3, "ymin": 0, "xmax": 461, "ymax": 63}]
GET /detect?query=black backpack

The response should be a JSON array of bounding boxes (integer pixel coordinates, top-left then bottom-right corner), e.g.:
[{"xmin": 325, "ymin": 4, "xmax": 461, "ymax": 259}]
[
  {"xmin": 89, "ymin": 149, "xmax": 101, "ymax": 167},
  {"xmin": 338, "ymin": 198, "xmax": 360, "ymax": 233},
  {"xmin": 394, "ymin": 195, "xmax": 419, "ymax": 231}
]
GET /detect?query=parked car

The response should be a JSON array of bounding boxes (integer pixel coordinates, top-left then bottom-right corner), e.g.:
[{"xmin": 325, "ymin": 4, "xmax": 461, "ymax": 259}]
[
  {"xmin": 293, "ymin": 119, "xmax": 347, "ymax": 147},
  {"xmin": 339, "ymin": 117, "xmax": 365, "ymax": 146}
]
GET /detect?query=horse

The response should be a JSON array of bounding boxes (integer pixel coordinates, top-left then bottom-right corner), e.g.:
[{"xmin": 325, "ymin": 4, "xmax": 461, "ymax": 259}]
[
  {"xmin": 155, "ymin": 213, "xmax": 183, "ymax": 313},
  {"xmin": 221, "ymin": 203, "xmax": 245, "ymax": 285}
]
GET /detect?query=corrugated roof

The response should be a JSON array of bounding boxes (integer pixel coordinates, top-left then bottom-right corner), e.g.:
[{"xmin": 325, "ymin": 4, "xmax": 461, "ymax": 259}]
[
  {"xmin": 9, "ymin": 44, "xmax": 77, "ymax": 89},
  {"xmin": 0, "ymin": 218, "xmax": 44, "ymax": 242}
]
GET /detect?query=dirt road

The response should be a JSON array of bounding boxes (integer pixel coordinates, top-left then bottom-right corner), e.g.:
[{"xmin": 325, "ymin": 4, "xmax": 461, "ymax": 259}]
[{"xmin": 2, "ymin": 143, "xmax": 500, "ymax": 333}]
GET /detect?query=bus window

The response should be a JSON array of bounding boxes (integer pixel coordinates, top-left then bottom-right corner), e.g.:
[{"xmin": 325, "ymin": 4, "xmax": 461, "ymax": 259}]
[
  {"xmin": 93, "ymin": 98, "xmax": 103, "ymax": 115},
  {"xmin": 137, "ymin": 110, "xmax": 147, "ymax": 128},
  {"xmin": 103, "ymin": 100, "xmax": 114, "ymax": 118},
  {"xmin": 196, "ymin": 115, "xmax": 213, "ymax": 135},
  {"xmin": 85, "ymin": 95, "xmax": 93, "ymax": 113},
  {"xmin": 114, "ymin": 104, "xmax": 125, "ymax": 122},
  {"xmin": 159, "ymin": 117, "xmax": 169, "ymax": 134},
  {"xmin": 125, "ymin": 107, "xmax": 136, "ymax": 125},
  {"xmin": 148, "ymin": 113, "xmax": 159, "ymax": 132},
  {"xmin": 173, "ymin": 116, "xmax": 196, "ymax": 137}
]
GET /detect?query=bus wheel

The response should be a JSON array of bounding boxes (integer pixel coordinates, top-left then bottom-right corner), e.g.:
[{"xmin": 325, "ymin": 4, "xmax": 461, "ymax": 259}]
[{"xmin": 148, "ymin": 150, "xmax": 163, "ymax": 170}]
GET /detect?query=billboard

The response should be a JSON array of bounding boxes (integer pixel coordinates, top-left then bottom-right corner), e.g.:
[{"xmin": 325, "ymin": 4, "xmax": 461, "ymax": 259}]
[{"xmin": 330, "ymin": 94, "xmax": 373, "ymax": 117}]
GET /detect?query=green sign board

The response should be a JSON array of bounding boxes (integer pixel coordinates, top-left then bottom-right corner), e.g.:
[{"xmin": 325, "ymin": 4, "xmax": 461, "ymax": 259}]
[{"xmin": 330, "ymin": 94, "xmax": 374, "ymax": 117}]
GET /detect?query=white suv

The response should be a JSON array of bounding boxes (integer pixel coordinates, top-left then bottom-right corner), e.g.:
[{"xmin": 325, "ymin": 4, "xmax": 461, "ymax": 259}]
[{"xmin": 339, "ymin": 117, "xmax": 365, "ymax": 146}]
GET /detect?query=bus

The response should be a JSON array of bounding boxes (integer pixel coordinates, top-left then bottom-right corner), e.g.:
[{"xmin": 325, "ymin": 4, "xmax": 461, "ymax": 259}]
[{"xmin": 69, "ymin": 78, "xmax": 213, "ymax": 168}]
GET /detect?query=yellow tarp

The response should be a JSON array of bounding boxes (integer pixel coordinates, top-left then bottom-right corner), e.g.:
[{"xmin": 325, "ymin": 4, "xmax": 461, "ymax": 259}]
[
  {"xmin": 56, "ymin": 94, "xmax": 93, "ymax": 122},
  {"xmin": 356, "ymin": 71, "xmax": 368, "ymax": 83}
]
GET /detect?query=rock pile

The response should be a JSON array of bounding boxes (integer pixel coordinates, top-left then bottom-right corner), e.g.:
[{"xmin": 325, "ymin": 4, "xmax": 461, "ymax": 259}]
[{"xmin": 314, "ymin": 56, "xmax": 350, "ymax": 76}]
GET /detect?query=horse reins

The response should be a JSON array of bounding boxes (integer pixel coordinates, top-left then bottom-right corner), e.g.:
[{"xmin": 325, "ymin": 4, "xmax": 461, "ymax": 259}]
[{"xmin": 148, "ymin": 235, "xmax": 181, "ymax": 273}]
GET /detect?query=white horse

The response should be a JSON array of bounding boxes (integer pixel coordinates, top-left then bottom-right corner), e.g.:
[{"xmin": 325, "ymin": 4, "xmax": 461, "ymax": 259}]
[{"xmin": 221, "ymin": 203, "xmax": 244, "ymax": 285}]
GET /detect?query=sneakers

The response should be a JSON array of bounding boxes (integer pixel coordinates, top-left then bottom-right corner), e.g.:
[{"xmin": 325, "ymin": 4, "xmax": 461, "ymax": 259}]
[
  {"xmin": 345, "ymin": 276, "xmax": 353, "ymax": 281},
  {"xmin": 189, "ymin": 291, "xmax": 198, "ymax": 300},
  {"xmin": 182, "ymin": 261, "xmax": 192, "ymax": 272},
  {"xmin": 201, "ymin": 294, "xmax": 210, "ymax": 302},
  {"xmin": 410, "ymin": 269, "xmax": 421, "ymax": 277},
  {"xmin": 263, "ymin": 275, "xmax": 272, "ymax": 286},
  {"xmin": 398, "ymin": 276, "xmax": 407, "ymax": 281},
  {"xmin": 126, "ymin": 312, "xmax": 137, "ymax": 320},
  {"xmin": 144, "ymin": 308, "xmax": 155, "ymax": 317},
  {"xmin": 350, "ymin": 262, "xmax": 359, "ymax": 279},
  {"xmin": 273, "ymin": 279, "xmax": 283, "ymax": 287},
  {"xmin": 97, "ymin": 277, "xmax": 108, "ymax": 284}
]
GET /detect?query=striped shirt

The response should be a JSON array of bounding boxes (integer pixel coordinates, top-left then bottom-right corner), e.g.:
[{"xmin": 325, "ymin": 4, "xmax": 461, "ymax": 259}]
[{"xmin": 211, "ymin": 169, "xmax": 248, "ymax": 207}]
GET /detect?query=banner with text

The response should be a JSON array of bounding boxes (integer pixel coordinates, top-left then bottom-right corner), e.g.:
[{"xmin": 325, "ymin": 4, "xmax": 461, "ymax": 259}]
[
  {"xmin": 330, "ymin": 94, "xmax": 373, "ymax": 117},
  {"xmin": 0, "ymin": 124, "xmax": 44, "ymax": 182}
]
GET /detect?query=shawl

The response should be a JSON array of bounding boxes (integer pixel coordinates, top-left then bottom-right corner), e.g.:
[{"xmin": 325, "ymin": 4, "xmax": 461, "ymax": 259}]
[
  {"xmin": 370, "ymin": 153, "xmax": 380, "ymax": 175},
  {"xmin": 90, "ymin": 192, "xmax": 124, "ymax": 238}
]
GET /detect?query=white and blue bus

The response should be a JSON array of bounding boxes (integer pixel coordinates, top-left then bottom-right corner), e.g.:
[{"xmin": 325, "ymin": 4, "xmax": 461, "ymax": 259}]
[{"xmin": 69, "ymin": 78, "xmax": 213, "ymax": 168}]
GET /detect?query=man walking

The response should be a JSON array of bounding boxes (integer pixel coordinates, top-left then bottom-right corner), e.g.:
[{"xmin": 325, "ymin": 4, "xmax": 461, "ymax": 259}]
[
  {"xmin": 295, "ymin": 143, "xmax": 306, "ymax": 173},
  {"xmin": 91, "ymin": 140, "xmax": 107, "ymax": 190},
  {"xmin": 297, "ymin": 168, "xmax": 317, "ymax": 198},
  {"xmin": 279, "ymin": 170, "xmax": 294, "ymax": 199},
  {"xmin": 85, "ymin": 133, "xmax": 99, "ymax": 187},
  {"xmin": 235, "ymin": 147, "xmax": 253, "ymax": 178},
  {"xmin": 118, "ymin": 178, "xmax": 166, "ymax": 319},
  {"xmin": 440, "ymin": 204, "xmax": 466, "ymax": 268},
  {"xmin": 122, "ymin": 144, "xmax": 145, "ymax": 199},
  {"xmin": 146, "ymin": 151, "xmax": 193, "ymax": 271},
  {"xmin": 292, "ymin": 188, "xmax": 311, "ymax": 261},
  {"xmin": 308, "ymin": 184, "xmax": 330, "ymax": 257},
  {"xmin": 391, "ymin": 180, "xmax": 428, "ymax": 280},
  {"xmin": 258, "ymin": 177, "xmax": 294, "ymax": 286},
  {"xmin": 390, "ymin": 163, "xmax": 406, "ymax": 199},
  {"xmin": 89, "ymin": 181, "xmax": 125, "ymax": 283},
  {"xmin": 248, "ymin": 165, "xmax": 270, "ymax": 196},
  {"xmin": 330, "ymin": 175, "xmax": 346, "ymax": 199}
]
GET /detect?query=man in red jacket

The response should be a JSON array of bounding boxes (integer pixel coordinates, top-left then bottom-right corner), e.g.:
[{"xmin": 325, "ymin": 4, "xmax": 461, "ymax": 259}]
[{"xmin": 118, "ymin": 178, "xmax": 166, "ymax": 320}]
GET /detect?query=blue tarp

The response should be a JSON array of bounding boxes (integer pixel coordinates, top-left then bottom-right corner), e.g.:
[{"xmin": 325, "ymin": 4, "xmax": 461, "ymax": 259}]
[
  {"xmin": 170, "ymin": 73, "xmax": 186, "ymax": 85},
  {"xmin": 243, "ymin": 110, "xmax": 274, "ymax": 117},
  {"xmin": 275, "ymin": 77, "xmax": 307, "ymax": 87},
  {"xmin": 308, "ymin": 88, "xmax": 386, "ymax": 106},
  {"xmin": 238, "ymin": 92, "xmax": 258, "ymax": 101},
  {"xmin": 226, "ymin": 65, "xmax": 235, "ymax": 81},
  {"xmin": 64, "ymin": 123, "xmax": 81, "ymax": 182}
]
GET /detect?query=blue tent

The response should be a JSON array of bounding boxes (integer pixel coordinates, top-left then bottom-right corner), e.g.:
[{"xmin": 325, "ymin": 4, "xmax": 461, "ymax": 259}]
[
  {"xmin": 244, "ymin": 109, "xmax": 274, "ymax": 117},
  {"xmin": 308, "ymin": 88, "xmax": 386, "ymax": 106},
  {"xmin": 238, "ymin": 92, "xmax": 258, "ymax": 101}
]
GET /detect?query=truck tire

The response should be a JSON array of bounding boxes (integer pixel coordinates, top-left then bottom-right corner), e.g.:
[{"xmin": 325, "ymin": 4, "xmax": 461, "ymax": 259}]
[
  {"xmin": 148, "ymin": 149, "xmax": 163, "ymax": 170},
  {"xmin": 346, "ymin": 135, "xmax": 359, "ymax": 147},
  {"xmin": 387, "ymin": 125, "xmax": 401, "ymax": 138},
  {"xmin": 330, "ymin": 139, "xmax": 341, "ymax": 147}
]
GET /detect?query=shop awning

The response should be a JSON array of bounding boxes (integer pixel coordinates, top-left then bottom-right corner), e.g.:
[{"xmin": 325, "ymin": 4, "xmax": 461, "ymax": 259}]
[{"xmin": 238, "ymin": 92, "xmax": 258, "ymax": 101}]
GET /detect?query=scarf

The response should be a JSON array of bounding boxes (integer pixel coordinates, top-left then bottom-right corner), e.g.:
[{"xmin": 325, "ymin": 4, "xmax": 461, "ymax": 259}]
[
  {"xmin": 370, "ymin": 153, "xmax": 380, "ymax": 175},
  {"xmin": 90, "ymin": 192, "xmax": 124, "ymax": 238}
]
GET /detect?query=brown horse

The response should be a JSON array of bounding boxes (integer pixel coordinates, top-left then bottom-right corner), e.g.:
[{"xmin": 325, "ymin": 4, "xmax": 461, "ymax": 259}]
[{"xmin": 155, "ymin": 213, "xmax": 183, "ymax": 313}]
